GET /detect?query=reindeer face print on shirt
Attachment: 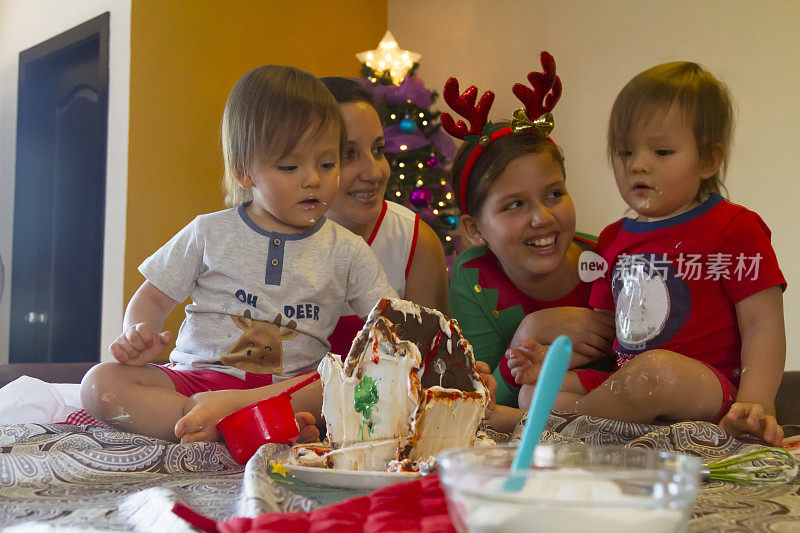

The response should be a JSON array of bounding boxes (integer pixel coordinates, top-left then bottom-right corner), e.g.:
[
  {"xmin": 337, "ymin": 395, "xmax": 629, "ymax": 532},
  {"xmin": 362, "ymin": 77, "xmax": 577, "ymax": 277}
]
[{"xmin": 220, "ymin": 310, "xmax": 299, "ymax": 375}]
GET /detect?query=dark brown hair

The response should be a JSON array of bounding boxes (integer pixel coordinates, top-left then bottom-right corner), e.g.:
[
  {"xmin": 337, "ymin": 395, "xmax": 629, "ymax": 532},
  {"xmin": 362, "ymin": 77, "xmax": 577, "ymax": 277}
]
[
  {"xmin": 221, "ymin": 65, "xmax": 346, "ymax": 206},
  {"xmin": 320, "ymin": 77, "xmax": 380, "ymax": 112},
  {"xmin": 451, "ymin": 123, "xmax": 566, "ymax": 216},
  {"xmin": 607, "ymin": 61, "xmax": 733, "ymax": 199}
]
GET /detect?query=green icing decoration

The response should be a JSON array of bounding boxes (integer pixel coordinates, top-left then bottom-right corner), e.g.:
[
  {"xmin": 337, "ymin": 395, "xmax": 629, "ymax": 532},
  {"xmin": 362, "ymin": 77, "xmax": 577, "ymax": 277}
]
[
  {"xmin": 354, "ymin": 376, "xmax": 379, "ymax": 420},
  {"xmin": 354, "ymin": 376, "xmax": 379, "ymax": 442}
]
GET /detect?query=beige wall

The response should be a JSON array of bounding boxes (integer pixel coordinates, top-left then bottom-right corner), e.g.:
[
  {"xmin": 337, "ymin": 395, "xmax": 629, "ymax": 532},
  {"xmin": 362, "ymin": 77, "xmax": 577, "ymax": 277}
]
[
  {"xmin": 126, "ymin": 1, "xmax": 388, "ymax": 360},
  {"xmin": 389, "ymin": 0, "xmax": 800, "ymax": 370}
]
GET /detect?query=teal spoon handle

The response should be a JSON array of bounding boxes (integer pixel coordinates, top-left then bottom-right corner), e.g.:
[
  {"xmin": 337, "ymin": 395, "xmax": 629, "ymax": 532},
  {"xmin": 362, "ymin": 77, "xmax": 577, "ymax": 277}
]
[{"xmin": 505, "ymin": 335, "xmax": 573, "ymax": 491}]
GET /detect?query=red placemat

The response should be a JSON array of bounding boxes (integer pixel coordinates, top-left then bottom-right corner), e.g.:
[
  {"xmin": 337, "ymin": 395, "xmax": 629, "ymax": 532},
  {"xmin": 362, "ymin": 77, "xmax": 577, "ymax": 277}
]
[{"xmin": 172, "ymin": 472, "xmax": 455, "ymax": 533}]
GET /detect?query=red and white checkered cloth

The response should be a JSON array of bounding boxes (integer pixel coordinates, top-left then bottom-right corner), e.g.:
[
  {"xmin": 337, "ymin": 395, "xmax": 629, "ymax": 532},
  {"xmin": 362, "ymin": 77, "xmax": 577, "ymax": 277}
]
[{"xmin": 61, "ymin": 408, "xmax": 107, "ymax": 427}]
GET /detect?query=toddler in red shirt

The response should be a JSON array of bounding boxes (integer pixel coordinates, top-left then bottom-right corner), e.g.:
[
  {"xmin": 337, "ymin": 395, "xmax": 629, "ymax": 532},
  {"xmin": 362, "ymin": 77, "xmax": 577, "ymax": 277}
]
[{"xmin": 509, "ymin": 61, "xmax": 786, "ymax": 445}]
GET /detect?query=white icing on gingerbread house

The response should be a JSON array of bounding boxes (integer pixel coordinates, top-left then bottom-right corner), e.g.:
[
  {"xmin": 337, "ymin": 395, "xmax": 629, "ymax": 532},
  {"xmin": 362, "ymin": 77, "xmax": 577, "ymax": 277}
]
[{"xmin": 318, "ymin": 298, "xmax": 489, "ymax": 471}]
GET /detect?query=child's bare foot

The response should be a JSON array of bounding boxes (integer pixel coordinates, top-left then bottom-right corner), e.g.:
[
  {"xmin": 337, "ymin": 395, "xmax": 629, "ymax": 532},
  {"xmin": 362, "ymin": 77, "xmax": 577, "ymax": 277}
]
[
  {"xmin": 175, "ymin": 390, "xmax": 243, "ymax": 443},
  {"xmin": 295, "ymin": 411, "xmax": 321, "ymax": 443},
  {"xmin": 176, "ymin": 391, "xmax": 321, "ymax": 445}
]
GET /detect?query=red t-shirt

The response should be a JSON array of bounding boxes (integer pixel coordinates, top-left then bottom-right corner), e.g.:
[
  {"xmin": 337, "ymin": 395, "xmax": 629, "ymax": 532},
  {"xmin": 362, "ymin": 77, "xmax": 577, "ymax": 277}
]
[{"xmin": 590, "ymin": 194, "xmax": 786, "ymax": 384}]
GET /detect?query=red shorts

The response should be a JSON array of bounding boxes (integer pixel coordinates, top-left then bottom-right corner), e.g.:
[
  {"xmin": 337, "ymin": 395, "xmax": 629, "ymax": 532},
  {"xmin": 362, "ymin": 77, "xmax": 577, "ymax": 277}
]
[
  {"xmin": 150, "ymin": 364, "xmax": 273, "ymax": 397},
  {"xmin": 574, "ymin": 361, "xmax": 738, "ymax": 423}
]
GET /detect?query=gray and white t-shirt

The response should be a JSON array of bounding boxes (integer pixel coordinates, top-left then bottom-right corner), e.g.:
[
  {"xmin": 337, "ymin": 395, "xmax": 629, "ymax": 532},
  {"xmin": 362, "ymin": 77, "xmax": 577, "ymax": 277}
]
[{"xmin": 139, "ymin": 205, "xmax": 396, "ymax": 380}]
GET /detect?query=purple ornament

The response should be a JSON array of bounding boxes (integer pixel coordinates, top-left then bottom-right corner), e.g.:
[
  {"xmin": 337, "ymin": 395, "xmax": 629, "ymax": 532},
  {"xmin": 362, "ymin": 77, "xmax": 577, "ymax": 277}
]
[
  {"xmin": 410, "ymin": 187, "xmax": 433, "ymax": 208},
  {"xmin": 366, "ymin": 76, "xmax": 433, "ymax": 108}
]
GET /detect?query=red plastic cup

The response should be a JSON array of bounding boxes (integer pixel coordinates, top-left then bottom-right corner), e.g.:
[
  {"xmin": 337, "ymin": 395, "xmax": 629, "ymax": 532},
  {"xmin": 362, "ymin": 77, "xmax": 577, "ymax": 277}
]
[{"xmin": 216, "ymin": 393, "xmax": 299, "ymax": 464}]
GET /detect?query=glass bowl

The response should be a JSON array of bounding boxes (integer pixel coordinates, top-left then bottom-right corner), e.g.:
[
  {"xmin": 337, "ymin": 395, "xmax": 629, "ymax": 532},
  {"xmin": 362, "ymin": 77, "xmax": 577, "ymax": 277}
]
[{"xmin": 438, "ymin": 444, "xmax": 702, "ymax": 533}]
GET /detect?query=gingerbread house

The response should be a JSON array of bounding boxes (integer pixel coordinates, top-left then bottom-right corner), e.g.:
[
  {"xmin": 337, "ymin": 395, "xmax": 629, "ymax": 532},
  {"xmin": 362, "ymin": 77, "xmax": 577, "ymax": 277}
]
[{"xmin": 317, "ymin": 298, "xmax": 489, "ymax": 471}]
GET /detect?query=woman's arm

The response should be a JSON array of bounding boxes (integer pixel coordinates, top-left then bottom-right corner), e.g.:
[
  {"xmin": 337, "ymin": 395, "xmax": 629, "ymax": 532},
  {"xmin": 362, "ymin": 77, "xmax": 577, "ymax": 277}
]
[
  {"xmin": 719, "ymin": 286, "xmax": 785, "ymax": 445},
  {"xmin": 403, "ymin": 220, "xmax": 449, "ymax": 314}
]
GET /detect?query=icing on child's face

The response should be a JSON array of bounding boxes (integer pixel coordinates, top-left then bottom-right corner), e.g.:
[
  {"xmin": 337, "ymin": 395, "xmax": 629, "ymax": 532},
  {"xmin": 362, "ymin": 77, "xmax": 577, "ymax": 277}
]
[
  {"xmin": 326, "ymin": 101, "xmax": 390, "ymax": 235},
  {"xmin": 612, "ymin": 104, "xmax": 718, "ymax": 222},
  {"xmin": 473, "ymin": 152, "xmax": 576, "ymax": 285},
  {"xmin": 244, "ymin": 124, "xmax": 340, "ymax": 234}
]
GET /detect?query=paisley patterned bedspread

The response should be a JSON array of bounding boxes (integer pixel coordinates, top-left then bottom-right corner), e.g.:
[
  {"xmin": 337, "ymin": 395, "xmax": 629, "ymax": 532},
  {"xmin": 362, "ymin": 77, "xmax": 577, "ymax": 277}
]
[{"xmin": 1, "ymin": 415, "xmax": 798, "ymax": 531}]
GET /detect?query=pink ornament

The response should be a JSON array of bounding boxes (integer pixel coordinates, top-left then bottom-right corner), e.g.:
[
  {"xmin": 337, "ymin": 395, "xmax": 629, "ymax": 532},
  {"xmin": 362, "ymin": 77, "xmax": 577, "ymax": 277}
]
[{"xmin": 410, "ymin": 187, "xmax": 433, "ymax": 208}]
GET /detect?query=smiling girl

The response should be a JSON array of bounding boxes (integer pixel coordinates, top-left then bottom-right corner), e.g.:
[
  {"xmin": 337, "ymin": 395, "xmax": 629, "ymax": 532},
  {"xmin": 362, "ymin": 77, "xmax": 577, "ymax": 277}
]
[{"xmin": 446, "ymin": 53, "xmax": 615, "ymax": 409}]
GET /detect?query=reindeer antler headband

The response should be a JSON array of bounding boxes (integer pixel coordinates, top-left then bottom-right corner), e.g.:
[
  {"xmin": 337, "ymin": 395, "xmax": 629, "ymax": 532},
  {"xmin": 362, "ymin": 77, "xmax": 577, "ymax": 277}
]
[{"xmin": 441, "ymin": 51, "xmax": 562, "ymax": 215}]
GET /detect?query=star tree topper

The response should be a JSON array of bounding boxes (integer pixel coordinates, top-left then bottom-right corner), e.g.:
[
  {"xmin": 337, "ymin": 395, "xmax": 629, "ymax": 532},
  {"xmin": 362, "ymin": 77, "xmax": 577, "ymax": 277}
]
[{"xmin": 356, "ymin": 31, "xmax": 421, "ymax": 85}]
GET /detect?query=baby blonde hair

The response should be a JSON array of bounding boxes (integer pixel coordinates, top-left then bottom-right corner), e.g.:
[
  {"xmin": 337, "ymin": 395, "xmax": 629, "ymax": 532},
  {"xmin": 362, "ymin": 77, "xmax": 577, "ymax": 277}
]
[
  {"xmin": 607, "ymin": 61, "xmax": 734, "ymax": 200},
  {"xmin": 221, "ymin": 65, "xmax": 346, "ymax": 206}
]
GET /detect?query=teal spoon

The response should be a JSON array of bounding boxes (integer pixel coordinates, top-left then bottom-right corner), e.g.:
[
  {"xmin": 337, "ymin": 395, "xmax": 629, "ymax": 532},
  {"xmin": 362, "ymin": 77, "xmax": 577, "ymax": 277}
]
[{"xmin": 504, "ymin": 335, "xmax": 573, "ymax": 492}]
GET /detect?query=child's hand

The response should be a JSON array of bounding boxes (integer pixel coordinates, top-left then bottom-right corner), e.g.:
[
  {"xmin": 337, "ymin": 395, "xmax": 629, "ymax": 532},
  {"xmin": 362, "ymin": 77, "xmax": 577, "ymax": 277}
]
[
  {"xmin": 719, "ymin": 402, "xmax": 784, "ymax": 446},
  {"xmin": 474, "ymin": 361, "xmax": 497, "ymax": 415},
  {"xmin": 506, "ymin": 339, "xmax": 548, "ymax": 385},
  {"xmin": 109, "ymin": 323, "xmax": 172, "ymax": 366}
]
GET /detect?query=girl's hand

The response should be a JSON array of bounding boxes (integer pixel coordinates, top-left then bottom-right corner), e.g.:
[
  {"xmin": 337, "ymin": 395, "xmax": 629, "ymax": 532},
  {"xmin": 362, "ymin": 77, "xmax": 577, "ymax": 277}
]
[
  {"xmin": 109, "ymin": 323, "xmax": 172, "ymax": 366},
  {"xmin": 719, "ymin": 402, "xmax": 784, "ymax": 446},
  {"xmin": 474, "ymin": 361, "xmax": 497, "ymax": 415},
  {"xmin": 506, "ymin": 339, "xmax": 549, "ymax": 385}
]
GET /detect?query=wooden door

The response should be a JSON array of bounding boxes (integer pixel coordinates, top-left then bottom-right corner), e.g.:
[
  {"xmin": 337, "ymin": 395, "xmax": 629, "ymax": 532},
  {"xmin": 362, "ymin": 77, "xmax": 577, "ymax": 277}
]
[{"xmin": 10, "ymin": 13, "xmax": 109, "ymax": 363}]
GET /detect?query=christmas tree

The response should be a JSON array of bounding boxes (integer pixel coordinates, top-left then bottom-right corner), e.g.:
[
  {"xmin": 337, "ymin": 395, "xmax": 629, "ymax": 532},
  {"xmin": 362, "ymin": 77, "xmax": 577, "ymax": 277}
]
[{"xmin": 356, "ymin": 32, "xmax": 462, "ymax": 268}]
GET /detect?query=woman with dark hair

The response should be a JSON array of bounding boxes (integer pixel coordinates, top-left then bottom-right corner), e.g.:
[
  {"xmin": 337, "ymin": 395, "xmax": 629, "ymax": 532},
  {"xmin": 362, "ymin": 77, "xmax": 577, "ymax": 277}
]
[{"xmin": 321, "ymin": 77, "xmax": 449, "ymax": 355}]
